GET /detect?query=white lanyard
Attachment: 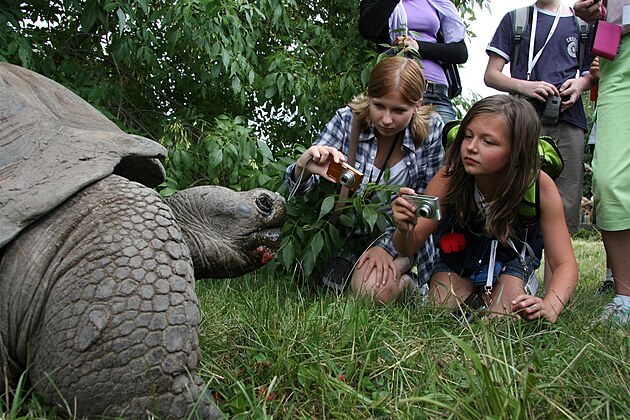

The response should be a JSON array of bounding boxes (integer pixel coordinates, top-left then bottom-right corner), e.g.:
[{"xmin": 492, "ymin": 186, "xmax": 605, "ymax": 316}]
[
  {"xmin": 527, "ymin": 4, "xmax": 563, "ymax": 81},
  {"xmin": 485, "ymin": 239, "xmax": 498, "ymax": 294}
]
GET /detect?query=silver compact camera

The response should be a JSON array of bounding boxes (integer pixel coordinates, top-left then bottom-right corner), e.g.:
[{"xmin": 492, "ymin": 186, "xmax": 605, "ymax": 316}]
[
  {"xmin": 540, "ymin": 95, "xmax": 561, "ymax": 125},
  {"xmin": 402, "ymin": 194, "xmax": 442, "ymax": 220}
]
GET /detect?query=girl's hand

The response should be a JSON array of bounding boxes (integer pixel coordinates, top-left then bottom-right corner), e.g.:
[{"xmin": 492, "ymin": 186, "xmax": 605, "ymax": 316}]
[
  {"xmin": 590, "ymin": 56, "xmax": 600, "ymax": 80},
  {"xmin": 294, "ymin": 145, "xmax": 345, "ymax": 182},
  {"xmin": 393, "ymin": 35, "xmax": 419, "ymax": 52},
  {"xmin": 392, "ymin": 187, "xmax": 419, "ymax": 233},
  {"xmin": 511, "ymin": 294, "xmax": 558, "ymax": 323},
  {"xmin": 357, "ymin": 246, "xmax": 398, "ymax": 287}
]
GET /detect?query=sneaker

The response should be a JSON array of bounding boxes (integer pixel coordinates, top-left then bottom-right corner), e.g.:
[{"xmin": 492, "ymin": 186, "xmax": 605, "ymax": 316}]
[
  {"xmin": 596, "ymin": 279, "xmax": 615, "ymax": 296},
  {"xmin": 601, "ymin": 296, "xmax": 630, "ymax": 325}
]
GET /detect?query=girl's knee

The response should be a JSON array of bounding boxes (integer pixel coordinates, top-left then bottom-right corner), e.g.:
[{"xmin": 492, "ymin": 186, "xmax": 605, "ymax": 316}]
[
  {"xmin": 429, "ymin": 272, "xmax": 472, "ymax": 307},
  {"xmin": 351, "ymin": 273, "xmax": 410, "ymax": 304},
  {"xmin": 488, "ymin": 275, "xmax": 526, "ymax": 313}
]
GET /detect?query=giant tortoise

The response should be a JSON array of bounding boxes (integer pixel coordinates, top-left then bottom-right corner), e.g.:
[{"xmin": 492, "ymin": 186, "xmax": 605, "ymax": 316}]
[{"xmin": 0, "ymin": 63, "xmax": 286, "ymax": 418}]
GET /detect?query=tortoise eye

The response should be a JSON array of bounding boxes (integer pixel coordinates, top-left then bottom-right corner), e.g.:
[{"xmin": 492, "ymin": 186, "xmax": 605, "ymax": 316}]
[{"xmin": 256, "ymin": 194, "xmax": 274, "ymax": 216}]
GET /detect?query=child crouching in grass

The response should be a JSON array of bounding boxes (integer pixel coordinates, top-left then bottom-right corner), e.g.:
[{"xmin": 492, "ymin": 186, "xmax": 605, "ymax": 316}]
[{"xmin": 392, "ymin": 95, "xmax": 578, "ymax": 322}]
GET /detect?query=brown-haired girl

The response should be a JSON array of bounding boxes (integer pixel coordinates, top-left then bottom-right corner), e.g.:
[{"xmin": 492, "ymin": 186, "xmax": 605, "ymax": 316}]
[
  {"xmin": 392, "ymin": 94, "xmax": 578, "ymax": 322},
  {"xmin": 284, "ymin": 56, "xmax": 444, "ymax": 303}
]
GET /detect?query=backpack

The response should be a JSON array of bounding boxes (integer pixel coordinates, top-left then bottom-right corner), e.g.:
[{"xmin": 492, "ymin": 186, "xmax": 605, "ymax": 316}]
[
  {"xmin": 511, "ymin": 5, "xmax": 591, "ymax": 76},
  {"xmin": 441, "ymin": 120, "xmax": 564, "ymax": 220}
]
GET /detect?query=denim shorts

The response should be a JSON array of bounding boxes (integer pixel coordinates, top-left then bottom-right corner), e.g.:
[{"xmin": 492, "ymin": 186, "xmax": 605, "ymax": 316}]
[{"xmin": 432, "ymin": 255, "xmax": 541, "ymax": 283}]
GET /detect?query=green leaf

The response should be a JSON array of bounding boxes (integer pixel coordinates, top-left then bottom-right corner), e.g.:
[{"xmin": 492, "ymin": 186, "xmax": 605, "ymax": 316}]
[
  {"xmin": 339, "ymin": 213, "xmax": 354, "ymax": 227},
  {"xmin": 309, "ymin": 232, "xmax": 324, "ymax": 256},
  {"xmin": 362, "ymin": 206, "xmax": 378, "ymax": 232},
  {"xmin": 80, "ymin": 0, "xmax": 99, "ymax": 31},
  {"xmin": 319, "ymin": 195, "xmax": 336, "ymax": 219},
  {"xmin": 282, "ymin": 241, "xmax": 295, "ymax": 270},
  {"xmin": 257, "ymin": 140, "xmax": 274, "ymax": 161},
  {"xmin": 116, "ymin": 8, "xmax": 127, "ymax": 36}
]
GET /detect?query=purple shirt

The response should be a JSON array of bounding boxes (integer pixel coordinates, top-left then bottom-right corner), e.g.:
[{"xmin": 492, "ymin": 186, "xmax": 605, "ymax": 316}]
[{"xmin": 403, "ymin": 0, "xmax": 446, "ymax": 84}]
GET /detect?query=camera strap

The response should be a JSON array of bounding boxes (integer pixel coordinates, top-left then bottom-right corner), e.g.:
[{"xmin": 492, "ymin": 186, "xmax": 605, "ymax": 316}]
[
  {"xmin": 329, "ymin": 113, "xmax": 361, "ymax": 225},
  {"xmin": 370, "ymin": 132, "xmax": 401, "ymax": 185}
]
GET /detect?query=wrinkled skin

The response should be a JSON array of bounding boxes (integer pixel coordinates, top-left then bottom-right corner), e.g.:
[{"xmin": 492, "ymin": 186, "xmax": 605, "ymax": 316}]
[
  {"xmin": 0, "ymin": 62, "xmax": 287, "ymax": 418},
  {"xmin": 167, "ymin": 185, "xmax": 285, "ymax": 279},
  {"xmin": 0, "ymin": 63, "xmax": 286, "ymax": 419},
  {"xmin": 0, "ymin": 175, "xmax": 286, "ymax": 418}
]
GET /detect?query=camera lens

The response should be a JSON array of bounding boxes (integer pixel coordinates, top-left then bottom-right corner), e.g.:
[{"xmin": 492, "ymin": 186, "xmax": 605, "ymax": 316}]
[
  {"xmin": 339, "ymin": 170, "xmax": 355, "ymax": 187},
  {"xmin": 418, "ymin": 203, "xmax": 433, "ymax": 218}
]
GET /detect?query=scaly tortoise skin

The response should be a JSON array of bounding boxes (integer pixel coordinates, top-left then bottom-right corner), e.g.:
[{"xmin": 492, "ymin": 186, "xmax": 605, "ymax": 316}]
[{"xmin": 0, "ymin": 63, "xmax": 286, "ymax": 418}]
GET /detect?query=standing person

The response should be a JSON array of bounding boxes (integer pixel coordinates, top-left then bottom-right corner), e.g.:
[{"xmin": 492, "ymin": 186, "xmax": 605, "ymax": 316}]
[
  {"xmin": 284, "ymin": 56, "xmax": 444, "ymax": 303},
  {"xmin": 574, "ymin": 0, "xmax": 630, "ymax": 323},
  {"xmin": 358, "ymin": 0, "xmax": 468, "ymax": 124},
  {"xmin": 391, "ymin": 95, "xmax": 578, "ymax": 323},
  {"xmin": 586, "ymin": 55, "xmax": 615, "ymax": 293},
  {"xmin": 484, "ymin": 0, "xmax": 597, "ymax": 235}
]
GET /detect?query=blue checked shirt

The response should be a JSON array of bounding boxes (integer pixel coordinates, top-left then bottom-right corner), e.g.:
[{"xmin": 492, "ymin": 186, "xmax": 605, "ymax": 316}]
[{"xmin": 285, "ymin": 106, "xmax": 444, "ymax": 284}]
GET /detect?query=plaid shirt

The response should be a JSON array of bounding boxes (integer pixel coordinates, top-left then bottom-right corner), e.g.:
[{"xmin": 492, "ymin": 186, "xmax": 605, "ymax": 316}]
[{"xmin": 285, "ymin": 106, "xmax": 444, "ymax": 284}]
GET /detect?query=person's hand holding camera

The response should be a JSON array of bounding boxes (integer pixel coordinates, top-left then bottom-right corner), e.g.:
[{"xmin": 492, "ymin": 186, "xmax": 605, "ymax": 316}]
[
  {"xmin": 392, "ymin": 187, "xmax": 419, "ymax": 233},
  {"xmin": 558, "ymin": 76, "xmax": 594, "ymax": 112},
  {"xmin": 518, "ymin": 80, "xmax": 560, "ymax": 103},
  {"xmin": 293, "ymin": 145, "xmax": 346, "ymax": 183}
]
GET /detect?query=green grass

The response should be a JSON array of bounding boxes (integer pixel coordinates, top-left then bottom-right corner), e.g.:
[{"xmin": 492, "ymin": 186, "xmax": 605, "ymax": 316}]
[{"xmin": 3, "ymin": 231, "xmax": 629, "ymax": 418}]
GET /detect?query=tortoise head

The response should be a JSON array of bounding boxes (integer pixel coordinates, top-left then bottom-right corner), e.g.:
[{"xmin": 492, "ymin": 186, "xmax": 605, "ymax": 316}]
[{"xmin": 166, "ymin": 186, "xmax": 286, "ymax": 279}]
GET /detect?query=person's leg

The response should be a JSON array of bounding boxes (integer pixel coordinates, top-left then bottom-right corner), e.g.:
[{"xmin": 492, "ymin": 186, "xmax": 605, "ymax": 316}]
[
  {"xmin": 593, "ymin": 37, "xmax": 630, "ymax": 322},
  {"xmin": 540, "ymin": 122, "xmax": 584, "ymax": 234},
  {"xmin": 486, "ymin": 274, "xmax": 525, "ymax": 317},
  {"xmin": 350, "ymin": 253, "xmax": 412, "ymax": 304},
  {"xmin": 428, "ymin": 271, "xmax": 474, "ymax": 307},
  {"xmin": 600, "ymin": 230, "xmax": 630, "ymax": 322},
  {"xmin": 597, "ymin": 254, "xmax": 615, "ymax": 294},
  {"xmin": 540, "ymin": 123, "xmax": 584, "ymax": 291}
]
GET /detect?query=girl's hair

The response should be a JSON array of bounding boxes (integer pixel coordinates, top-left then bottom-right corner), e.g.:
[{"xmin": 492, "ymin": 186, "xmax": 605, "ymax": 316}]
[
  {"xmin": 443, "ymin": 94, "xmax": 541, "ymax": 244},
  {"xmin": 349, "ymin": 56, "xmax": 435, "ymax": 147}
]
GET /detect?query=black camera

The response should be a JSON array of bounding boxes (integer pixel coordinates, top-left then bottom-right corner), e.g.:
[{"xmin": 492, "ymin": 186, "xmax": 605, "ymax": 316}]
[
  {"xmin": 326, "ymin": 161, "xmax": 364, "ymax": 192},
  {"xmin": 540, "ymin": 95, "xmax": 561, "ymax": 125},
  {"xmin": 402, "ymin": 194, "xmax": 442, "ymax": 220}
]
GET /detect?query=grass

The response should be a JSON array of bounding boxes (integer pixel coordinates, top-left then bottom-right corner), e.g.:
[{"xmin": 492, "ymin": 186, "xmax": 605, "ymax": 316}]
[{"xmin": 3, "ymin": 230, "xmax": 629, "ymax": 419}]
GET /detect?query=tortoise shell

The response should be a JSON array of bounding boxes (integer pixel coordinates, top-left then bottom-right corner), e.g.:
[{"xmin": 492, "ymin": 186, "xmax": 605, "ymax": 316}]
[{"xmin": 0, "ymin": 63, "xmax": 167, "ymax": 248}]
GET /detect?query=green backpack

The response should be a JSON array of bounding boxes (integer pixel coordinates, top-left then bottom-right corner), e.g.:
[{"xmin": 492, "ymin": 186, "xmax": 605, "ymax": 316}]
[{"xmin": 441, "ymin": 120, "xmax": 564, "ymax": 219}]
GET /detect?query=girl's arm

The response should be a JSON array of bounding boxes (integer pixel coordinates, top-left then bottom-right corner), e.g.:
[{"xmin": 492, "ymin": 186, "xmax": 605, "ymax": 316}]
[
  {"xmin": 415, "ymin": 39, "xmax": 468, "ymax": 64},
  {"xmin": 512, "ymin": 172, "xmax": 578, "ymax": 323},
  {"xmin": 392, "ymin": 167, "xmax": 449, "ymax": 257}
]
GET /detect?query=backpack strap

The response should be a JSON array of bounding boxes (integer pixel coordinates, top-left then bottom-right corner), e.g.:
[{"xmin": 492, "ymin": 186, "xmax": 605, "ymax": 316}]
[
  {"xmin": 518, "ymin": 177, "xmax": 541, "ymax": 220},
  {"xmin": 574, "ymin": 15, "xmax": 591, "ymax": 76},
  {"xmin": 511, "ymin": 6, "xmax": 533, "ymax": 73}
]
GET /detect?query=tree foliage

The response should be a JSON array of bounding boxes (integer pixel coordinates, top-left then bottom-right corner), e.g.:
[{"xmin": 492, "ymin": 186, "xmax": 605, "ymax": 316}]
[{"xmin": 1, "ymin": 0, "xmax": 489, "ymax": 279}]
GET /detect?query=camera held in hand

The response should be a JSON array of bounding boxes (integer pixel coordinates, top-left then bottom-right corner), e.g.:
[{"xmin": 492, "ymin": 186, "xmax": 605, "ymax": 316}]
[
  {"xmin": 402, "ymin": 194, "xmax": 442, "ymax": 220},
  {"xmin": 540, "ymin": 95, "xmax": 561, "ymax": 125},
  {"xmin": 327, "ymin": 161, "xmax": 364, "ymax": 192}
]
